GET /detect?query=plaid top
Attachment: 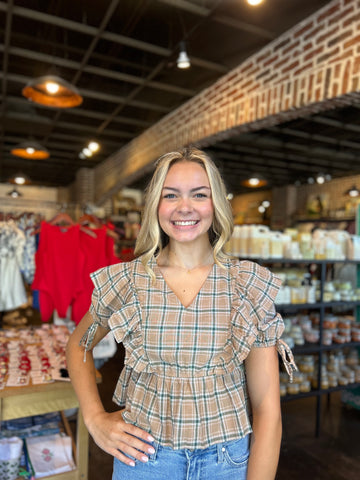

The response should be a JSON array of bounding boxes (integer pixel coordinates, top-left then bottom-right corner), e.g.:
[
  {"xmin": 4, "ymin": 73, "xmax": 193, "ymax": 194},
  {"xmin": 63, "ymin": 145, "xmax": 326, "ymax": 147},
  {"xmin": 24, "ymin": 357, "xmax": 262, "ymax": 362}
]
[{"xmin": 81, "ymin": 257, "xmax": 286, "ymax": 450}]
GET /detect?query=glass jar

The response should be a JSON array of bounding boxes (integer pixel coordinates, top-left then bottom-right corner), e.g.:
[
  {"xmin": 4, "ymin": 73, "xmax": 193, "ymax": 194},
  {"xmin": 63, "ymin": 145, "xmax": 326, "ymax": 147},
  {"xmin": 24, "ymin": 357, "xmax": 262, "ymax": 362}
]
[
  {"xmin": 341, "ymin": 367, "xmax": 355, "ymax": 383},
  {"xmin": 333, "ymin": 334, "xmax": 347, "ymax": 344},
  {"xmin": 298, "ymin": 356, "xmax": 315, "ymax": 374},
  {"xmin": 299, "ymin": 380, "xmax": 311, "ymax": 393},
  {"xmin": 338, "ymin": 376, "xmax": 349, "ymax": 386},
  {"xmin": 346, "ymin": 349, "xmax": 359, "ymax": 367},
  {"xmin": 323, "ymin": 316, "xmax": 338, "ymax": 329},
  {"xmin": 287, "ymin": 383, "xmax": 300, "ymax": 395},
  {"xmin": 304, "ymin": 328, "xmax": 320, "ymax": 344},
  {"xmin": 351, "ymin": 327, "xmax": 360, "ymax": 342},
  {"xmin": 338, "ymin": 318, "xmax": 352, "ymax": 329},
  {"xmin": 299, "ymin": 317, "xmax": 312, "ymax": 331},
  {"xmin": 321, "ymin": 376, "xmax": 329, "ymax": 390},
  {"xmin": 321, "ymin": 329, "xmax": 333, "ymax": 345},
  {"xmin": 352, "ymin": 366, "xmax": 360, "ymax": 383},
  {"xmin": 337, "ymin": 329, "xmax": 351, "ymax": 342},
  {"xmin": 327, "ymin": 356, "xmax": 340, "ymax": 373},
  {"xmin": 327, "ymin": 372, "xmax": 338, "ymax": 387}
]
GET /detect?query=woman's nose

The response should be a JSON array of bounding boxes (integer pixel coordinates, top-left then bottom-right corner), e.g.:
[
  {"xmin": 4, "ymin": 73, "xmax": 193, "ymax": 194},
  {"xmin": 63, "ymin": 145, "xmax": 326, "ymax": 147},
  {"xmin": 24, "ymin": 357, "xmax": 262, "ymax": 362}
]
[{"xmin": 177, "ymin": 197, "xmax": 192, "ymax": 212}]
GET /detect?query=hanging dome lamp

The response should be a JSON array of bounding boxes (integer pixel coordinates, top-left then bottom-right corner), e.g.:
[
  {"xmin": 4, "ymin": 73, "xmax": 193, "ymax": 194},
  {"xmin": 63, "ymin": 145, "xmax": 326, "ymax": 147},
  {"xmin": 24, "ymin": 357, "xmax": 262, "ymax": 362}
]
[
  {"xmin": 11, "ymin": 140, "xmax": 49, "ymax": 159},
  {"xmin": 22, "ymin": 75, "xmax": 83, "ymax": 108}
]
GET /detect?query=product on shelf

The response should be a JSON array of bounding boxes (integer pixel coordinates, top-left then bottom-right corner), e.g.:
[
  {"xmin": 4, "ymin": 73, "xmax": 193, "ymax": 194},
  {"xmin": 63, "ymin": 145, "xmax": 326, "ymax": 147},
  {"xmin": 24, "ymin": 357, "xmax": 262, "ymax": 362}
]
[
  {"xmin": 281, "ymin": 312, "xmax": 359, "ymax": 348},
  {"xmin": 282, "ymin": 349, "xmax": 360, "ymax": 395},
  {"xmin": 226, "ymin": 225, "xmax": 360, "ymax": 261}
]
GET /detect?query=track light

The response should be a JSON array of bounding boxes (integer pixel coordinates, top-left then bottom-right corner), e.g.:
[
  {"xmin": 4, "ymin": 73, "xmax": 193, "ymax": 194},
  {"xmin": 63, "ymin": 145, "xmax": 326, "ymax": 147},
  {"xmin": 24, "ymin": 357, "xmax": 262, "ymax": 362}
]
[{"xmin": 177, "ymin": 42, "xmax": 190, "ymax": 69}]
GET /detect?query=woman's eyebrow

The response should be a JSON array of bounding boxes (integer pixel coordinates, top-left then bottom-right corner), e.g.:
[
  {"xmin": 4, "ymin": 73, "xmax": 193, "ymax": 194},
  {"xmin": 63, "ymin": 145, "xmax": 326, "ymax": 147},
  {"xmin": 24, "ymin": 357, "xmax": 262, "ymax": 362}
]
[{"xmin": 162, "ymin": 186, "xmax": 211, "ymax": 192}]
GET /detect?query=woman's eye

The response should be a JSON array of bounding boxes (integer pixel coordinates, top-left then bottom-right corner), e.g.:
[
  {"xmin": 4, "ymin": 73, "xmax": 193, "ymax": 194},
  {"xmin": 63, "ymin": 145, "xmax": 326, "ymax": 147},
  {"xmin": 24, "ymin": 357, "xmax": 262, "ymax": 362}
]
[
  {"xmin": 194, "ymin": 193, "xmax": 207, "ymax": 198},
  {"xmin": 163, "ymin": 193, "xmax": 176, "ymax": 199}
]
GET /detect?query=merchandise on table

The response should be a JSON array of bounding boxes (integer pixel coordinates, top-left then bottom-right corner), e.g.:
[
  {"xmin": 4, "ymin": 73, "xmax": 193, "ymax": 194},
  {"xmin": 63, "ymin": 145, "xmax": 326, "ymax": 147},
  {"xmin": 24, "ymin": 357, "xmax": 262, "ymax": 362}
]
[{"xmin": 0, "ymin": 325, "xmax": 69, "ymax": 389}]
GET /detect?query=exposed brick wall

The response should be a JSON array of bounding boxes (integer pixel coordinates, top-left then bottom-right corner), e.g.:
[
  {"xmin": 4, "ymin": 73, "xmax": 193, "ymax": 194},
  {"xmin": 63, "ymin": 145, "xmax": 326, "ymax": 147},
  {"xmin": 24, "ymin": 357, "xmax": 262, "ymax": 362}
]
[
  {"xmin": 75, "ymin": 167, "xmax": 95, "ymax": 206},
  {"xmin": 94, "ymin": 0, "xmax": 360, "ymax": 204}
]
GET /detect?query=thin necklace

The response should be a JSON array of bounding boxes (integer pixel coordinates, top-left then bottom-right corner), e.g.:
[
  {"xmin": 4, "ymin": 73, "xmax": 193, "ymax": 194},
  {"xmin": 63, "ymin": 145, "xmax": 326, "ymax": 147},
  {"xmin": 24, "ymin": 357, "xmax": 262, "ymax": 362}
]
[{"xmin": 165, "ymin": 252, "xmax": 214, "ymax": 273}]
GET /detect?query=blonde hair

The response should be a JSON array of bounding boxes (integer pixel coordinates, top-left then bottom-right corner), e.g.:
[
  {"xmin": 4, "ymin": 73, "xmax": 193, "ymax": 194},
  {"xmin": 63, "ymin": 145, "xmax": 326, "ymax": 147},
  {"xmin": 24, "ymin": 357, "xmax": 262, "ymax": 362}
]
[{"xmin": 135, "ymin": 147, "xmax": 234, "ymax": 279}]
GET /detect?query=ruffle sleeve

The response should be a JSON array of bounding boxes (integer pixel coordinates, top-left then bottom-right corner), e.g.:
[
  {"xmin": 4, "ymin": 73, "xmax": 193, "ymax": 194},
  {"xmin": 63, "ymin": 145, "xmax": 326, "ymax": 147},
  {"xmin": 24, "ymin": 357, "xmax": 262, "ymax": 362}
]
[
  {"xmin": 232, "ymin": 260, "xmax": 297, "ymax": 381},
  {"xmin": 79, "ymin": 262, "xmax": 137, "ymax": 356}
]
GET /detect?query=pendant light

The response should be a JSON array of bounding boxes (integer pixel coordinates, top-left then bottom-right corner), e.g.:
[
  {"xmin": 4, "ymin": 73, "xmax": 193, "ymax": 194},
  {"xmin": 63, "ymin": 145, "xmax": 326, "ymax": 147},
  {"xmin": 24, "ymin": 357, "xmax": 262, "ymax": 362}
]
[
  {"xmin": 241, "ymin": 174, "xmax": 268, "ymax": 188},
  {"xmin": 8, "ymin": 172, "xmax": 31, "ymax": 185},
  {"xmin": 177, "ymin": 42, "xmax": 190, "ymax": 69},
  {"xmin": 22, "ymin": 75, "xmax": 83, "ymax": 108},
  {"xmin": 7, "ymin": 187, "xmax": 23, "ymax": 198},
  {"xmin": 11, "ymin": 140, "xmax": 49, "ymax": 159},
  {"xmin": 344, "ymin": 185, "xmax": 360, "ymax": 198}
]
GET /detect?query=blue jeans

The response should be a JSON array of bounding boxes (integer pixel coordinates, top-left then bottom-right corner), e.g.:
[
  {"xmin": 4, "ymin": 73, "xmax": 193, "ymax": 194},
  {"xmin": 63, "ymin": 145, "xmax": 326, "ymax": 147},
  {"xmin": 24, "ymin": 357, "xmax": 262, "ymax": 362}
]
[{"xmin": 112, "ymin": 435, "xmax": 250, "ymax": 480}]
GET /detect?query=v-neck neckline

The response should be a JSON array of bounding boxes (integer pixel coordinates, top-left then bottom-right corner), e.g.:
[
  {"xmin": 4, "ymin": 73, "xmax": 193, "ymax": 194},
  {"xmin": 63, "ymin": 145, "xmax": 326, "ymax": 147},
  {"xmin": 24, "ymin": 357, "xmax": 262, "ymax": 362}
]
[{"xmin": 152, "ymin": 258, "xmax": 215, "ymax": 309}]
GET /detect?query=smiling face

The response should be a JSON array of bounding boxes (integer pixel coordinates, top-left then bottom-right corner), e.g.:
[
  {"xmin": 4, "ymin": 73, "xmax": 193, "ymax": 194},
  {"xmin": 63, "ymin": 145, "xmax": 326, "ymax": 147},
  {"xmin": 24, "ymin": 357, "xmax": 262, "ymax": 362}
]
[{"xmin": 158, "ymin": 161, "xmax": 214, "ymax": 246}]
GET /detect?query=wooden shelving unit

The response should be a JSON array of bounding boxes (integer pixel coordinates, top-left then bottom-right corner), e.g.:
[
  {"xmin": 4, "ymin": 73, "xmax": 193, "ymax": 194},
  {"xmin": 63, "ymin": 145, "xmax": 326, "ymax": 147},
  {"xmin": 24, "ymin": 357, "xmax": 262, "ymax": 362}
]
[{"xmin": 243, "ymin": 257, "xmax": 360, "ymax": 436}]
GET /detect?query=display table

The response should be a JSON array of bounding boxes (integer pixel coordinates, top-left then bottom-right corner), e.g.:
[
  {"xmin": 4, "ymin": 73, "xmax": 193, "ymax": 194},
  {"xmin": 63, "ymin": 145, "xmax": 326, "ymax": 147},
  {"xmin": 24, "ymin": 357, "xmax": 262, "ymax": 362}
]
[{"xmin": 0, "ymin": 374, "xmax": 101, "ymax": 480}]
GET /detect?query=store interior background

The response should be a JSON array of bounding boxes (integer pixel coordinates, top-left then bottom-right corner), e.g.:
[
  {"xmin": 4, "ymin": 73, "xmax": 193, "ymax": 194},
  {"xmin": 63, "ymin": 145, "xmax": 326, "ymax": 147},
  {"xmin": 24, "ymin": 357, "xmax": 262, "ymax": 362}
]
[{"xmin": 1, "ymin": 0, "xmax": 360, "ymax": 479}]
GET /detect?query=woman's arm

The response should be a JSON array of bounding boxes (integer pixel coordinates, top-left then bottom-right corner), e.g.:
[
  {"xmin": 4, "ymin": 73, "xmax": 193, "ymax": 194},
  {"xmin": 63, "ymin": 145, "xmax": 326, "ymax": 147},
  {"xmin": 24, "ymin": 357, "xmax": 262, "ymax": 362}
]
[
  {"xmin": 66, "ymin": 312, "xmax": 155, "ymax": 466},
  {"xmin": 245, "ymin": 346, "xmax": 282, "ymax": 480}
]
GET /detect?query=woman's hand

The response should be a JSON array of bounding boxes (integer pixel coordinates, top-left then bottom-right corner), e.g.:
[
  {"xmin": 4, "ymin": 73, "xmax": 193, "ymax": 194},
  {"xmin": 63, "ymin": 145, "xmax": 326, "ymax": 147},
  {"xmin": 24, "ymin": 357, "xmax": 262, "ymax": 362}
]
[{"xmin": 86, "ymin": 409, "xmax": 156, "ymax": 467}]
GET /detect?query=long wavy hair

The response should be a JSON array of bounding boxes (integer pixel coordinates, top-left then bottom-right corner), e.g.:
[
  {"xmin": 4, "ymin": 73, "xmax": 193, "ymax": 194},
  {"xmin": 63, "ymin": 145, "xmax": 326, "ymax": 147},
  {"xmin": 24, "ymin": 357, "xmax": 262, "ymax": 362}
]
[{"xmin": 134, "ymin": 147, "xmax": 234, "ymax": 280}]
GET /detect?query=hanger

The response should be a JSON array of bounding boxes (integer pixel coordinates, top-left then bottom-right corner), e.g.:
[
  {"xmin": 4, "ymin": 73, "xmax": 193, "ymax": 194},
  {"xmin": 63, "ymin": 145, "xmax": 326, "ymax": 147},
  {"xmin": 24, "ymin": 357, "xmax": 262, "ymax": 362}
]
[
  {"xmin": 49, "ymin": 212, "xmax": 75, "ymax": 226},
  {"xmin": 31, "ymin": 211, "xmax": 74, "ymax": 235},
  {"xmin": 78, "ymin": 213, "xmax": 102, "ymax": 227},
  {"xmin": 78, "ymin": 213, "xmax": 120, "ymax": 239}
]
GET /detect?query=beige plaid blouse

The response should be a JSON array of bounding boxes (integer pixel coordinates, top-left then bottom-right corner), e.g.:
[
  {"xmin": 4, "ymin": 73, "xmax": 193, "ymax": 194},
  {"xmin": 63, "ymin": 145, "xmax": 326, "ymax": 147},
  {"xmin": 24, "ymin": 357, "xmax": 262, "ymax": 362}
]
[{"xmin": 81, "ymin": 256, "xmax": 295, "ymax": 450}]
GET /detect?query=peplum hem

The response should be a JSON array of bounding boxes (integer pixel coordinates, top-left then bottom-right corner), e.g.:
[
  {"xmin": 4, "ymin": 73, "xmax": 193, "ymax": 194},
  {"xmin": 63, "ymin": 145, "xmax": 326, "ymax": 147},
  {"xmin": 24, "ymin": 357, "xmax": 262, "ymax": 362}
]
[{"xmin": 118, "ymin": 366, "xmax": 252, "ymax": 450}]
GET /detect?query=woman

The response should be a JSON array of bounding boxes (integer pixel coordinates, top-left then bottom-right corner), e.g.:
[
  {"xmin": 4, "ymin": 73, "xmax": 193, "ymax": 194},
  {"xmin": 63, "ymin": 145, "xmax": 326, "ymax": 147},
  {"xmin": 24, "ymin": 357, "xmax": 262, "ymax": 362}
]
[{"xmin": 66, "ymin": 147, "xmax": 296, "ymax": 479}]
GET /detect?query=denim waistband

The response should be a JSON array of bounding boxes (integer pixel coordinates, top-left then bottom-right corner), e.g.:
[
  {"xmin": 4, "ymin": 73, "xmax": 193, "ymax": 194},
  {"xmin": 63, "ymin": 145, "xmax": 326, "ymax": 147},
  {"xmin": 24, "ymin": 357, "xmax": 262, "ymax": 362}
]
[{"xmin": 147, "ymin": 434, "xmax": 250, "ymax": 463}]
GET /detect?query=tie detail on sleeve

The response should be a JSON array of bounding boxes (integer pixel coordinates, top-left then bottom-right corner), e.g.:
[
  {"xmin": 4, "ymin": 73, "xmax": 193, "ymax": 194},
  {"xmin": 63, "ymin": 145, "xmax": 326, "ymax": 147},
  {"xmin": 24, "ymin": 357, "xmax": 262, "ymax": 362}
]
[
  {"xmin": 276, "ymin": 338, "xmax": 298, "ymax": 383},
  {"xmin": 80, "ymin": 322, "xmax": 100, "ymax": 362}
]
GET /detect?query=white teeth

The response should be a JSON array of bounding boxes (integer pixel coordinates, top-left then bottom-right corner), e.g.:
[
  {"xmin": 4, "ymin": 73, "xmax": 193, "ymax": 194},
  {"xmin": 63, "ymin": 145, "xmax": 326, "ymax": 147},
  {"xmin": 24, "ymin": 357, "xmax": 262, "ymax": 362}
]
[{"xmin": 173, "ymin": 221, "xmax": 197, "ymax": 226}]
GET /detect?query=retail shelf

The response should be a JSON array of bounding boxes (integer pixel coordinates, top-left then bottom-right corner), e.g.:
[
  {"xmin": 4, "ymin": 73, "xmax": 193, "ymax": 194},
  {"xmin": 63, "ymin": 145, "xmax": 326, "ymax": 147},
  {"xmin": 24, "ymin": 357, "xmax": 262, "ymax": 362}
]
[
  {"xmin": 276, "ymin": 300, "xmax": 360, "ymax": 311},
  {"xmin": 292, "ymin": 340, "xmax": 360, "ymax": 355},
  {"xmin": 243, "ymin": 255, "xmax": 360, "ymax": 437},
  {"xmin": 293, "ymin": 216, "xmax": 355, "ymax": 224},
  {"xmin": 281, "ymin": 382, "xmax": 360, "ymax": 402},
  {"xmin": 243, "ymin": 257, "xmax": 360, "ymax": 265}
]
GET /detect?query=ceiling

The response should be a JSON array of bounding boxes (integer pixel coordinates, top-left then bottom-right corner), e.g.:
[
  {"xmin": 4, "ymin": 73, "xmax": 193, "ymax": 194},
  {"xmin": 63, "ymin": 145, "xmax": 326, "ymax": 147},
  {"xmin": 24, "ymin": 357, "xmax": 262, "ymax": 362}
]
[{"xmin": 2, "ymin": 0, "xmax": 352, "ymax": 196}]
